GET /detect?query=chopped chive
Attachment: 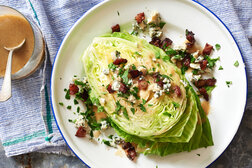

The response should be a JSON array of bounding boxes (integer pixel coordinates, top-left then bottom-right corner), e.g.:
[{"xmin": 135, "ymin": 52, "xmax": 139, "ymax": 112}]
[
  {"xmin": 64, "ymin": 88, "xmax": 67, "ymax": 92},
  {"xmin": 98, "ymin": 106, "xmax": 105, "ymax": 113},
  {"xmin": 159, "ymin": 21, "xmax": 166, "ymax": 29},
  {"xmin": 139, "ymin": 104, "xmax": 146, "ymax": 112},
  {"xmin": 67, "ymin": 105, "xmax": 72, "ymax": 110},
  {"xmin": 218, "ymin": 66, "xmax": 223, "ymax": 70},
  {"xmin": 65, "ymin": 90, "xmax": 70, "ymax": 100},
  {"xmin": 234, "ymin": 60, "xmax": 239, "ymax": 67},
  {"xmin": 102, "ymin": 139, "xmax": 111, "ymax": 146},
  {"xmin": 215, "ymin": 44, "xmax": 221, "ymax": 50},
  {"xmin": 197, "ymin": 154, "xmax": 201, "ymax": 156},
  {"xmin": 59, "ymin": 102, "xmax": 64, "ymax": 106},
  {"xmin": 142, "ymin": 99, "xmax": 147, "ymax": 105},
  {"xmin": 134, "ymin": 51, "xmax": 141, "ymax": 56},
  {"xmin": 130, "ymin": 108, "xmax": 135, "ymax": 114},
  {"xmin": 163, "ymin": 112, "xmax": 171, "ymax": 117},
  {"xmin": 74, "ymin": 99, "xmax": 79, "ymax": 105},
  {"xmin": 172, "ymin": 101, "xmax": 180, "ymax": 108},
  {"xmin": 77, "ymin": 106, "xmax": 80, "ymax": 113},
  {"xmin": 122, "ymin": 107, "xmax": 129, "ymax": 120},
  {"xmin": 117, "ymin": 11, "xmax": 120, "ymax": 16},
  {"xmin": 226, "ymin": 81, "xmax": 232, "ymax": 87},
  {"xmin": 148, "ymin": 104, "xmax": 153, "ymax": 107}
]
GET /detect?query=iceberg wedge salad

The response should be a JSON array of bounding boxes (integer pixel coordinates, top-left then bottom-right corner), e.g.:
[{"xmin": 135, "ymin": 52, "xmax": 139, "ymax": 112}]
[{"xmin": 76, "ymin": 32, "xmax": 214, "ymax": 157}]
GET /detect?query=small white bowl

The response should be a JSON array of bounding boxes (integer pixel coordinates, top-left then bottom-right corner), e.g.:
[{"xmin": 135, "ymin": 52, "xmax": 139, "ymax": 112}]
[{"xmin": 0, "ymin": 5, "xmax": 45, "ymax": 79}]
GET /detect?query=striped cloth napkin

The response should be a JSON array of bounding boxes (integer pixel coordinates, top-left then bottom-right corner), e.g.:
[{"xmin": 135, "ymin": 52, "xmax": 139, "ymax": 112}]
[{"xmin": 0, "ymin": 0, "xmax": 251, "ymax": 157}]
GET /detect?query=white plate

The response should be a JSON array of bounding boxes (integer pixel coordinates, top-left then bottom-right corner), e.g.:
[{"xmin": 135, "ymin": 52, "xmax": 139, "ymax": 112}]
[{"xmin": 51, "ymin": 0, "xmax": 247, "ymax": 167}]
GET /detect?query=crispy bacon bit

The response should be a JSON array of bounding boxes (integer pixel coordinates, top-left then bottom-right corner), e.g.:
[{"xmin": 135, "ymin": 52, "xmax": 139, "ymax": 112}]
[
  {"xmin": 75, "ymin": 126, "xmax": 86, "ymax": 137},
  {"xmin": 182, "ymin": 55, "xmax": 191, "ymax": 68},
  {"xmin": 157, "ymin": 81, "xmax": 163, "ymax": 88},
  {"xmin": 194, "ymin": 80, "xmax": 206, "ymax": 88},
  {"xmin": 119, "ymin": 82, "xmax": 128, "ymax": 93},
  {"xmin": 126, "ymin": 147, "xmax": 137, "ymax": 161},
  {"xmin": 129, "ymin": 70, "xmax": 143, "ymax": 78},
  {"xmin": 149, "ymin": 37, "xmax": 161, "ymax": 47},
  {"xmin": 69, "ymin": 84, "xmax": 79, "ymax": 95},
  {"xmin": 186, "ymin": 29, "xmax": 195, "ymax": 43},
  {"xmin": 152, "ymin": 72, "xmax": 160, "ymax": 79},
  {"xmin": 202, "ymin": 43, "xmax": 213, "ymax": 55},
  {"xmin": 194, "ymin": 78, "xmax": 216, "ymax": 88},
  {"xmin": 113, "ymin": 58, "xmax": 127, "ymax": 65},
  {"xmin": 121, "ymin": 141, "xmax": 137, "ymax": 161},
  {"xmin": 138, "ymin": 80, "xmax": 148, "ymax": 90},
  {"xmin": 122, "ymin": 142, "xmax": 132, "ymax": 149},
  {"xmin": 186, "ymin": 42, "xmax": 194, "ymax": 49},
  {"xmin": 81, "ymin": 89, "xmax": 89, "ymax": 102},
  {"xmin": 135, "ymin": 12, "xmax": 145, "ymax": 24},
  {"xmin": 198, "ymin": 87, "xmax": 209, "ymax": 101},
  {"xmin": 107, "ymin": 84, "xmax": 115, "ymax": 93},
  {"xmin": 173, "ymin": 85, "xmax": 181, "ymax": 97},
  {"xmin": 111, "ymin": 24, "xmax": 120, "ymax": 33},
  {"xmin": 206, "ymin": 78, "xmax": 217, "ymax": 86},
  {"xmin": 185, "ymin": 29, "xmax": 195, "ymax": 48},
  {"xmin": 200, "ymin": 60, "xmax": 208, "ymax": 70},
  {"xmin": 161, "ymin": 38, "xmax": 173, "ymax": 49}
]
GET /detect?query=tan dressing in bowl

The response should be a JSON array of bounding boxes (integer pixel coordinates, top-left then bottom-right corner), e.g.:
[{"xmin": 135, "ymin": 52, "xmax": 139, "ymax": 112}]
[{"xmin": 0, "ymin": 15, "xmax": 34, "ymax": 76}]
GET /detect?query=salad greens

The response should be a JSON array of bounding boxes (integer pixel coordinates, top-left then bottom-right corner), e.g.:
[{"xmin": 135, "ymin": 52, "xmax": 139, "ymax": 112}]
[{"xmin": 80, "ymin": 32, "xmax": 213, "ymax": 156}]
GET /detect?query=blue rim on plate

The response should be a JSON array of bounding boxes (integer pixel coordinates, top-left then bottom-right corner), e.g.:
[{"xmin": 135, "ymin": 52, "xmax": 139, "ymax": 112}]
[{"xmin": 50, "ymin": 0, "xmax": 248, "ymax": 167}]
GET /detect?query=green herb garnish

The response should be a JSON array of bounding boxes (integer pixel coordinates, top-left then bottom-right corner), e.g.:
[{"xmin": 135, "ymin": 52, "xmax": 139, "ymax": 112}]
[
  {"xmin": 59, "ymin": 102, "xmax": 64, "ymax": 106},
  {"xmin": 65, "ymin": 89, "xmax": 70, "ymax": 100},
  {"xmin": 139, "ymin": 104, "xmax": 146, "ymax": 112},
  {"xmin": 74, "ymin": 99, "xmax": 79, "ymax": 105},
  {"xmin": 165, "ymin": 48, "xmax": 177, "ymax": 56},
  {"xmin": 122, "ymin": 107, "xmax": 129, "ymax": 120},
  {"xmin": 67, "ymin": 105, "xmax": 72, "ymax": 110},
  {"xmin": 159, "ymin": 21, "xmax": 166, "ymax": 29},
  {"xmin": 226, "ymin": 81, "xmax": 232, "ymax": 87},
  {"xmin": 98, "ymin": 106, "xmax": 105, "ymax": 113},
  {"xmin": 218, "ymin": 66, "xmax": 223, "ymax": 70},
  {"xmin": 206, "ymin": 56, "xmax": 220, "ymax": 68},
  {"xmin": 130, "ymin": 108, "xmax": 135, "ymax": 114},
  {"xmin": 215, "ymin": 44, "xmax": 221, "ymax": 50},
  {"xmin": 234, "ymin": 60, "xmax": 239, "ymax": 67},
  {"xmin": 108, "ymin": 63, "xmax": 117, "ymax": 71},
  {"xmin": 122, "ymin": 69, "xmax": 129, "ymax": 84},
  {"xmin": 163, "ymin": 112, "xmax": 171, "ymax": 117},
  {"xmin": 172, "ymin": 102, "xmax": 180, "ymax": 108}
]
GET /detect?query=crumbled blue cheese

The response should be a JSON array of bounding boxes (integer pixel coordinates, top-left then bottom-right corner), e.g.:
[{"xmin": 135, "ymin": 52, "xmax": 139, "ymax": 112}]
[
  {"xmin": 110, "ymin": 136, "xmax": 121, "ymax": 147},
  {"xmin": 138, "ymin": 66, "xmax": 147, "ymax": 75},
  {"xmin": 139, "ymin": 76, "xmax": 144, "ymax": 80},
  {"xmin": 173, "ymin": 43, "xmax": 187, "ymax": 51},
  {"xmin": 128, "ymin": 95, "xmax": 136, "ymax": 103},
  {"xmin": 190, "ymin": 63, "xmax": 201, "ymax": 69},
  {"xmin": 101, "ymin": 120, "xmax": 109, "ymax": 130},
  {"xmin": 99, "ymin": 98, "xmax": 106, "ymax": 105},
  {"xmin": 180, "ymin": 80, "xmax": 188, "ymax": 87},
  {"xmin": 74, "ymin": 115, "xmax": 85, "ymax": 128},
  {"xmin": 149, "ymin": 27, "xmax": 162, "ymax": 38},
  {"xmin": 138, "ymin": 22, "xmax": 146, "ymax": 30},
  {"xmin": 154, "ymin": 90, "xmax": 164, "ymax": 98},
  {"xmin": 192, "ymin": 50, "xmax": 200, "ymax": 58},
  {"xmin": 188, "ymin": 73, "xmax": 201, "ymax": 81},
  {"xmin": 103, "ymin": 69, "xmax": 109, "ymax": 75},
  {"xmin": 111, "ymin": 51, "xmax": 117, "ymax": 61},
  {"xmin": 128, "ymin": 79, "xmax": 133, "ymax": 85},
  {"xmin": 195, "ymin": 55, "xmax": 204, "ymax": 63},
  {"xmin": 147, "ymin": 11, "xmax": 160, "ymax": 24},
  {"xmin": 112, "ymin": 80, "xmax": 120, "ymax": 91}
]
